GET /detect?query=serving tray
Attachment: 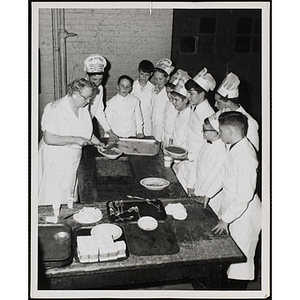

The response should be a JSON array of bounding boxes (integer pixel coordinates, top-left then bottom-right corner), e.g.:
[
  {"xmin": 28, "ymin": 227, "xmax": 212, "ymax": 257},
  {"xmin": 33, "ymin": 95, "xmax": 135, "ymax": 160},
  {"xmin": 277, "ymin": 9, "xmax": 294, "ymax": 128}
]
[
  {"xmin": 106, "ymin": 199, "xmax": 167, "ymax": 222},
  {"xmin": 116, "ymin": 138, "xmax": 160, "ymax": 156},
  {"xmin": 38, "ymin": 223, "xmax": 73, "ymax": 267},
  {"xmin": 125, "ymin": 220, "xmax": 180, "ymax": 256}
]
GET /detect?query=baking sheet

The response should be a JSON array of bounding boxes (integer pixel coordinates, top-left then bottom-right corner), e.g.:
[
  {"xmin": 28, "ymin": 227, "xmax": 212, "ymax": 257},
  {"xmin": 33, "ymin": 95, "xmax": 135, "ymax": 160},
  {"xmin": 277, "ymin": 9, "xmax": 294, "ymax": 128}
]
[
  {"xmin": 116, "ymin": 138, "xmax": 160, "ymax": 156},
  {"xmin": 125, "ymin": 220, "xmax": 180, "ymax": 256},
  {"xmin": 106, "ymin": 200, "xmax": 167, "ymax": 222}
]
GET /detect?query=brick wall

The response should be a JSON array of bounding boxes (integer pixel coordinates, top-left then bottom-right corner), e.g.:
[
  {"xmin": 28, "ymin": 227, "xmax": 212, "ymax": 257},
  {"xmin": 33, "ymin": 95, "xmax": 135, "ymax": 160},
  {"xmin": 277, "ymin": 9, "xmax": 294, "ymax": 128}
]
[{"xmin": 38, "ymin": 8, "xmax": 173, "ymax": 129}]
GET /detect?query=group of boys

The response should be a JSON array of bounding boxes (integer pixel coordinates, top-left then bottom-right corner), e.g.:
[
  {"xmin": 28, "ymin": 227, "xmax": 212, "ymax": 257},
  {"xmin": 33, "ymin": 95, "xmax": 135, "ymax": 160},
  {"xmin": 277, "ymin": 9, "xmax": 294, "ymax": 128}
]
[{"xmin": 83, "ymin": 54, "xmax": 262, "ymax": 290}]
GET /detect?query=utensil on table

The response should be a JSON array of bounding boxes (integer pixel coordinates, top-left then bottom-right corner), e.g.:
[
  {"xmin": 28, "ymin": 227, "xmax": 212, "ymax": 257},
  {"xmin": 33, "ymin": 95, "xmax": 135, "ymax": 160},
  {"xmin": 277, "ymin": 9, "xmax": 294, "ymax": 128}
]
[
  {"xmin": 115, "ymin": 201, "xmax": 120, "ymax": 214},
  {"xmin": 120, "ymin": 200, "xmax": 124, "ymax": 214},
  {"xmin": 134, "ymin": 206, "xmax": 141, "ymax": 219},
  {"xmin": 146, "ymin": 199, "xmax": 161, "ymax": 212},
  {"xmin": 108, "ymin": 202, "xmax": 118, "ymax": 215},
  {"xmin": 115, "ymin": 215, "xmax": 134, "ymax": 222}
]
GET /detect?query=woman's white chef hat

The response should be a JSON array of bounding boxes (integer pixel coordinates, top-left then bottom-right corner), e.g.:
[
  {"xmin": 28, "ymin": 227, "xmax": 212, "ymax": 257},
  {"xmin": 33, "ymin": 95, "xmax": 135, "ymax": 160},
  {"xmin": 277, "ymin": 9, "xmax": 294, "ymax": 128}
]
[
  {"xmin": 193, "ymin": 67, "xmax": 216, "ymax": 92},
  {"xmin": 173, "ymin": 74, "xmax": 192, "ymax": 97},
  {"xmin": 155, "ymin": 58, "xmax": 175, "ymax": 75},
  {"xmin": 84, "ymin": 54, "xmax": 107, "ymax": 73},
  {"xmin": 169, "ymin": 69, "xmax": 188, "ymax": 86},
  {"xmin": 217, "ymin": 72, "xmax": 240, "ymax": 98}
]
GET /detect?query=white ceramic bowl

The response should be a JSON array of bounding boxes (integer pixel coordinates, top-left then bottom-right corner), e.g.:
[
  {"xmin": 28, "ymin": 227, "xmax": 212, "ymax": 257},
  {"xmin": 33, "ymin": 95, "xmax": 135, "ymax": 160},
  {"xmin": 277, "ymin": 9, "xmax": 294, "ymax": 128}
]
[
  {"xmin": 138, "ymin": 216, "xmax": 158, "ymax": 231},
  {"xmin": 98, "ymin": 147, "xmax": 122, "ymax": 159},
  {"xmin": 140, "ymin": 177, "xmax": 170, "ymax": 191},
  {"xmin": 164, "ymin": 146, "xmax": 187, "ymax": 159}
]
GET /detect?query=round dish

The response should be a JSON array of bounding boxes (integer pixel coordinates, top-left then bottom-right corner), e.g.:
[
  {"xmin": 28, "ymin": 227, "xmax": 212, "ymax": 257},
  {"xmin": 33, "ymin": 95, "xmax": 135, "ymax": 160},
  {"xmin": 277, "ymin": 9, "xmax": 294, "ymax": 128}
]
[
  {"xmin": 138, "ymin": 216, "xmax": 158, "ymax": 231},
  {"xmin": 53, "ymin": 231, "xmax": 70, "ymax": 244},
  {"xmin": 164, "ymin": 146, "xmax": 187, "ymax": 159},
  {"xmin": 73, "ymin": 207, "xmax": 102, "ymax": 224},
  {"xmin": 98, "ymin": 147, "xmax": 122, "ymax": 159},
  {"xmin": 140, "ymin": 177, "xmax": 170, "ymax": 191},
  {"xmin": 91, "ymin": 223, "xmax": 122, "ymax": 239}
]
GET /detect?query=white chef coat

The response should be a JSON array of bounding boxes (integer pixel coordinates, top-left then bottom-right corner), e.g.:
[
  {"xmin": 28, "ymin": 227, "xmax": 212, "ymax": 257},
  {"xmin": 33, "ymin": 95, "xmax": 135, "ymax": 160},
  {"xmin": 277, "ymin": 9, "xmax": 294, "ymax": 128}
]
[
  {"xmin": 185, "ymin": 99, "xmax": 215, "ymax": 161},
  {"xmin": 131, "ymin": 79, "xmax": 154, "ymax": 136},
  {"xmin": 38, "ymin": 96, "xmax": 93, "ymax": 205},
  {"xmin": 236, "ymin": 105, "xmax": 259, "ymax": 152},
  {"xmin": 105, "ymin": 93, "xmax": 144, "ymax": 138},
  {"xmin": 171, "ymin": 106, "xmax": 191, "ymax": 149},
  {"xmin": 187, "ymin": 138, "xmax": 227, "ymax": 197},
  {"xmin": 208, "ymin": 137, "xmax": 262, "ymax": 280},
  {"xmin": 151, "ymin": 86, "xmax": 169, "ymax": 141},
  {"xmin": 162, "ymin": 100, "xmax": 178, "ymax": 146},
  {"xmin": 87, "ymin": 84, "xmax": 111, "ymax": 133}
]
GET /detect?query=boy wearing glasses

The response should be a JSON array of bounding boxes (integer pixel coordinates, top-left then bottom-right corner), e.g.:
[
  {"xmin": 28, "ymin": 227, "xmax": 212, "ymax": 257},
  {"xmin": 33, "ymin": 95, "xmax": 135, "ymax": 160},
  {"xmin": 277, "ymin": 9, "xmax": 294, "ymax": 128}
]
[
  {"xmin": 185, "ymin": 111, "xmax": 226, "ymax": 199},
  {"xmin": 84, "ymin": 54, "xmax": 119, "ymax": 143}
]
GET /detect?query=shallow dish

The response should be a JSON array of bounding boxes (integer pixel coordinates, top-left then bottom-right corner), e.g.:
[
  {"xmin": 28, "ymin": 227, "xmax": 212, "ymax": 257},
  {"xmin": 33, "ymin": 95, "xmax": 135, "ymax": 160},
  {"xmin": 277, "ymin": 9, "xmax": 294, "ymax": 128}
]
[
  {"xmin": 98, "ymin": 147, "xmax": 122, "ymax": 159},
  {"xmin": 91, "ymin": 223, "xmax": 123, "ymax": 240},
  {"xmin": 140, "ymin": 177, "xmax": 170, "ymax": 191},
  {"xmin": 138, "ymin": 216, "xmax": 158, "ymax": 231},
  {"xmin": 164, "ymin": 146, "xmax": 187, "ymax": 159},
  {"xmin": 53, "ymin": 231, "xmax": 71, "ymax": 244},
  {"xmin": 73, "ymin": 207, "xmax": 102, "ymax": 224}
]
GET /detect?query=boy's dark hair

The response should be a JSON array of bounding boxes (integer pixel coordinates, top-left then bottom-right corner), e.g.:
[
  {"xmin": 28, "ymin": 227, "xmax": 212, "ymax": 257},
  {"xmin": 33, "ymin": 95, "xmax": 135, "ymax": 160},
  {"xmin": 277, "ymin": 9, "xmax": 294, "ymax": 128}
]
[
  {"xmin": 218, "ymin": 111, "xmax": 248, "ymax": 137},
  {"xmin": 185, "ymin": 79, "xmax": 207, "ymax": 96},
  {"xmin": 216, "ymin": 91, "xmax": 240, "ymax": 104},
  {"xmin": 118, "ymin": 75, "xmax": 134, "ymax": 86},
  {"xmin": 138, "ymin": 60, "xmax": 154, "ymax": 73}
]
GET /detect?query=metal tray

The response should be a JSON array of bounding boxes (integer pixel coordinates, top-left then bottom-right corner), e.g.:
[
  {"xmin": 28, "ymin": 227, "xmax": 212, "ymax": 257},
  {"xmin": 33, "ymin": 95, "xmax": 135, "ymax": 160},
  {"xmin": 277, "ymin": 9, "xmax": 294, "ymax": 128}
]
[
  {"xmin": 73, "ymin": 225, "xmax": 129, "ymax": 263},
  {"xmin": 106, "ymin": 199, "xmax": 167, "ymax": 222},
  {"xmin": 38, "ymin": 223, "xmax": 73, "ymax": 267},
  {"xmin": 116, "ymin": 138, "xmax": 160, "ymax": 156}
]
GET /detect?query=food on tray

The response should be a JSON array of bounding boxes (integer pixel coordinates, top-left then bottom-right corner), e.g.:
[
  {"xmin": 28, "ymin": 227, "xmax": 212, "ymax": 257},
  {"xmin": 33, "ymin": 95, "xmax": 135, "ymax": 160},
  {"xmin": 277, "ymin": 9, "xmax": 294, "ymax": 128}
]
[
  {"xmin": 76, "ymin": 235, "xmax": 126, "ymax": 263},
  {"xmin": 140, "ymin": 177, "xmax": 170, "ymax": 190},
  {"xmin": 73, "ymin": 207, "xmax": 102, "ymax": 224},
  {"xmin": 97, "ymin": 147, "xmax": 122, "ymax": 159}
]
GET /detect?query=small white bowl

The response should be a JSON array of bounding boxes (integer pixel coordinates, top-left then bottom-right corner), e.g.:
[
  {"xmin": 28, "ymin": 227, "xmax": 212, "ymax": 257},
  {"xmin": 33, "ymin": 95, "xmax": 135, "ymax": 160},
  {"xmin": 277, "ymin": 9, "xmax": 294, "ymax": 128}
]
[
  {"xmin": 98, "ymin": 147, "xmax": 122, "ymax": 159},
  {"xmin": 164, "ymin": 146, "xmax": 187, "ymax": 159},
  {"xmin": 140, "ymin": 177, "xmax": 170, "ymax": 191},
  {"xmin": 138, "ymin": 216, "xmax": 158, "ymax": 231}
]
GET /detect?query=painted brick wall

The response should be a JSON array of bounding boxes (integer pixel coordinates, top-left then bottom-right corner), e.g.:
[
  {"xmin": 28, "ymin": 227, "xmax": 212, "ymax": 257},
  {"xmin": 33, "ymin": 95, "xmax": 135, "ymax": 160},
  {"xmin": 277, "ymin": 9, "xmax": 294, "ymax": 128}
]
[{"xmin": 38, "ymin": 8, "xmax": 173, "ymax": 127}]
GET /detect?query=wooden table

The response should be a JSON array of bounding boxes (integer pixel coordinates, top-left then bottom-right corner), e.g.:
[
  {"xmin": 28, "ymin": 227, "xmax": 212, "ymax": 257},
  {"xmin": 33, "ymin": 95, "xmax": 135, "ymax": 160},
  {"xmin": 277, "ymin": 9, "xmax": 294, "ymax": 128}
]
[
  {"xmin": 38, "ymin": 199, "xmax": 245, "ymax": 290},
  {"xmin": 77, "ymin": 145, "xmax": 188, "ymax": 202}
]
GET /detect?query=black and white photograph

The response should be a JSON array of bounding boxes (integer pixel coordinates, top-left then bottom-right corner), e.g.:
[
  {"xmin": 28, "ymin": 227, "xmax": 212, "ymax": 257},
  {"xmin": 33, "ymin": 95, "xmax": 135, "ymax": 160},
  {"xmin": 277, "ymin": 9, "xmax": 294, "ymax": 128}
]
[{"xmin": 29, "ymin": 1, "xmax": 273, "ymax": 298}]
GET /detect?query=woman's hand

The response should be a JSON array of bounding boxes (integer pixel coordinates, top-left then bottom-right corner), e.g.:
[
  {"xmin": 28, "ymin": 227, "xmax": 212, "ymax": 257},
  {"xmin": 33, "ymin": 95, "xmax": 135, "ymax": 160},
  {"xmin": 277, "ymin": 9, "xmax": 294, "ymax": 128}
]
[
  {"xmin": 106, "ymin": 129, "xmax": 119, "ymax": 143},
  {"xmin": 73, "ymin": 137, "xmax": 93, "ymax": 147},
  {"xmin": 187, "ymin": 188, "xmax": 195, "ymax": 197},
  {"xmin": 203, "ymin": 196, "xmax": 210, "ymax": 209},
  {"xmin": 212, "ymin": 219, "xmax": 229, "ymax": 235}
]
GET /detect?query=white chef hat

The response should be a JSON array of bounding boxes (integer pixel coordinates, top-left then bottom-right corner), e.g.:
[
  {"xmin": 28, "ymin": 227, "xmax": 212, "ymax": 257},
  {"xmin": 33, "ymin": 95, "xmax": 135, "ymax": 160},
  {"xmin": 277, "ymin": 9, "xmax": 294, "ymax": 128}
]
[
  {"xmin": 169, "ymin": 69, "xmax": 188, "ymax": 86},
  {"xmin": 155, "ymin": 58, "xmax": 175, "ymax": 75},
  {"xmin": 217, "ymin": 72, "xmax": 240, "ymax": 98},
  {"xmin": 173, "ymin": 78, "xmax": 189, "ymax": 97},
  {"xmin": 192, "ymin": 67, "xmax": 216, "ymax": 92},
  {"xmin": 84, "ymin": 54, "xmax": 107, "ymax": 73}
]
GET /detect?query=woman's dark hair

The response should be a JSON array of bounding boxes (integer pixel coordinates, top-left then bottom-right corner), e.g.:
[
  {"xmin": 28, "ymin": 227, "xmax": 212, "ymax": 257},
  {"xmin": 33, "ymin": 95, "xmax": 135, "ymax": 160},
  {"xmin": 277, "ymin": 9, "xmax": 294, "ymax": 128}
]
[
  {"xmin": 117, "ymin": 75, "xmax": 134, "ymax": 86},
  {"xmin": 218, "ymin": 111, "xmax": 248, "ymax": 136},
  {"xmin": 185, "ymin": 79, "xmax": 206, "ymax": 95},
  {"xmin": 138, "ymin": 60, "xmax": 154, "ymax": 73},
  {"xmin": 67, "ymin": 78, "xmax": 98, "ymax": 96},
  {"xmin": 216, "ymin": 92, "xmax": 240, "ymax": 104}
]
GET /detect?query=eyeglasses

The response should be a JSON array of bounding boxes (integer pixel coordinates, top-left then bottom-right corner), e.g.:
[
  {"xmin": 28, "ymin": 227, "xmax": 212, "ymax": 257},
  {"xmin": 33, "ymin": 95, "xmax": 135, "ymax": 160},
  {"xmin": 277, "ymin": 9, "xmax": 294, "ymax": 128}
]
[
  {"xmin": 80, "ymin": 94, "xmax": 93, "ymax": 101},
  {"xmin": 202, "ymin": 126, "xmax": 217, "ymax": 133}
]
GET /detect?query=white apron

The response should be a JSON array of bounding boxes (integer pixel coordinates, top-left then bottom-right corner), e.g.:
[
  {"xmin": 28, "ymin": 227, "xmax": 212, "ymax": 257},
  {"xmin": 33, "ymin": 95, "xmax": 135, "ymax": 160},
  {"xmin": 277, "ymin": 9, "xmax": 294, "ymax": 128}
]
[
  {"xmin": 38, "ymin": 96, "xmax": 93, "ymax": 206},
  {"xmin": 209, "ymin": 138, "xmax": 262, "ymax": 280}
]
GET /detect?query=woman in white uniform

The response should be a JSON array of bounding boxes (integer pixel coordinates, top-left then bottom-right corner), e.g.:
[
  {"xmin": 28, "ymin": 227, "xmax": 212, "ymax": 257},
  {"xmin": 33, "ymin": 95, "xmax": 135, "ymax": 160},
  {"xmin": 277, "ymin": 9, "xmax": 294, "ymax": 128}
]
[
  {"xmin": 214, "ymin": 72, "xmax": 259, "ymax": 152},
  {"xmin": 151, "ymin": 58, "xmax": 175, "ymax": 142},
  {"xmin": 38, "ymin": 78, "xmax": 104, "ymax": 206},
  {"xmin": 208, "ymin": 111, "xmax": 262, "ymax": 289}
]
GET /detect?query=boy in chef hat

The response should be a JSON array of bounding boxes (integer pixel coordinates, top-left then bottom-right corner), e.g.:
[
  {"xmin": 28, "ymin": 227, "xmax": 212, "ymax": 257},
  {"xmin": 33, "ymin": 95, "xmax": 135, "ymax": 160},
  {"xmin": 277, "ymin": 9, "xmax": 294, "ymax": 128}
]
[
  {"xmin": 83, "ymin": 54, "xmax": 119, "ymax": 144},
  {"xmin": 173, "ymin": 67, "xmax": 216, "ymax": 187},
  {"xmin": 179, "ymin": 110, "xmax": 226, "ymax": 198},
  {"xmin": 161, "ymin": 70, "xmax": 190, "ymax": 147},
  {"xmin": 206, "ymin": 110, "xmax": 261, "ymax": 289},
  {"xmin": 151, "ymin": 58, "xmax": 175, "ymax": 141},
  {"xmin": 214, "ymin": 72, "xmax": 259, "ymax": 152},
  {"xmin": 167, "ymin": 76, "xmax": 191, "ymax": 149},
  {"xmin": 131, "ymin": 60, "xmax": 154, "ymax": 136}
]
